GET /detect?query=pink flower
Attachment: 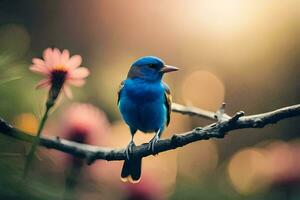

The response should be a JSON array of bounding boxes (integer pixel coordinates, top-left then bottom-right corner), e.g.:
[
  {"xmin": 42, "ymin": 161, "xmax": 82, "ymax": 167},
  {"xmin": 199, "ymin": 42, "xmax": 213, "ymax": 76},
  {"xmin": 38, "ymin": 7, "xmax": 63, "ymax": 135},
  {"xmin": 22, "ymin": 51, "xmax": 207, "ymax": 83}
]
[
  {"xmin": 46, "ymin": 103, "xmax": 110, "ymax": 169},
  {"xmin": 123, "ymin": 174, "xmax": 164, "ymax": 200},
  {"xmin": 61, "ymin": 103, "xmax": 109, "ymax": 146},
  {"xmin": 30, "ymin": 48, "xmax": 89, "ymax": 98},
  {"xmin": 266, "ymin": 142, "xmax": 300, "ymax": 186}
]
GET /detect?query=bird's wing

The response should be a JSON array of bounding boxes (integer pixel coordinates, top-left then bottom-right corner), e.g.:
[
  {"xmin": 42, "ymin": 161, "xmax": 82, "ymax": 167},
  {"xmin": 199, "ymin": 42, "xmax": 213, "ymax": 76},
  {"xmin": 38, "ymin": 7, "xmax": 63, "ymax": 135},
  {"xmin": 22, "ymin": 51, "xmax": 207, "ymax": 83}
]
[
  {"xmin": 163, "ymin": 82, "xmax": 172, "ymax": 126},
  {"xmin": 117, "ymin": 80, "xmax": 125, "ymax": 105}
]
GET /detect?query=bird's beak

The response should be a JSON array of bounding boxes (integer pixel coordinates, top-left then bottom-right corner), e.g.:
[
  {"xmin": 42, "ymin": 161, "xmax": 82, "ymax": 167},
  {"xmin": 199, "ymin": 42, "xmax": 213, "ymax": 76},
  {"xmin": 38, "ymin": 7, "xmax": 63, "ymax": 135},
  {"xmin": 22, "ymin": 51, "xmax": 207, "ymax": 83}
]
[{"xmin": 160, "ymin": 65, "xmax": 179, "ymax": 73}]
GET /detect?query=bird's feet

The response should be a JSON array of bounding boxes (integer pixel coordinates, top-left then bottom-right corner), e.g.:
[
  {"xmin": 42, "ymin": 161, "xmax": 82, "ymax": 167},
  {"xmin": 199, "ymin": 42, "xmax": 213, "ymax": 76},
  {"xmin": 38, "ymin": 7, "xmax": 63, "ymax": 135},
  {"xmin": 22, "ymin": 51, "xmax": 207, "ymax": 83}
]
[
  {"xmin": 148, "ymin": 135, "xmax": 160, "ymax": 154},
  {"xmin": 125, "ymin": 141, "xmax": 135, "ymax": 160}
]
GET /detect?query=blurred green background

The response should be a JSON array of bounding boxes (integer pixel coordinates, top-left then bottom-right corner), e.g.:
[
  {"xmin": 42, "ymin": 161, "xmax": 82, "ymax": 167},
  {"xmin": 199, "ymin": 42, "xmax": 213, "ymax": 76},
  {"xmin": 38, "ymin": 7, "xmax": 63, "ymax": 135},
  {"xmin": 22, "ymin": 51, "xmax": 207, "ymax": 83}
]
[{"xmin": 0, "ymin": 0, "xmax": 300, "ymax": 199}]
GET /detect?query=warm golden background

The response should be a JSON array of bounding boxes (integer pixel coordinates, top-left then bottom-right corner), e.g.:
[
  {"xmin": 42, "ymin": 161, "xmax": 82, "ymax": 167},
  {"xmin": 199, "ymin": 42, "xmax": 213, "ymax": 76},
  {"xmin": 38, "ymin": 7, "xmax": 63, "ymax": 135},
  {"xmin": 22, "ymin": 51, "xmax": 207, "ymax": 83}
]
[{"xmin": 0, "ymin": 0, "xmax": 299, "ymax": 199}]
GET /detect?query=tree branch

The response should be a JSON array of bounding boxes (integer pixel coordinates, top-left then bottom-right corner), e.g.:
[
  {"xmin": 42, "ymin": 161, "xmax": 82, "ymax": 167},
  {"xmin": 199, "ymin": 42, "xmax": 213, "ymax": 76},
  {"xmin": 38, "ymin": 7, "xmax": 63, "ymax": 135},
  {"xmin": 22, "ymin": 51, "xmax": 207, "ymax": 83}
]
[
  {"xmin": 0, "ymin": 103, "xmax": 299, "ymax": 165},
  {"xmin": 171, "ymin": 103, "xmax": 219, "ymax": 120}
]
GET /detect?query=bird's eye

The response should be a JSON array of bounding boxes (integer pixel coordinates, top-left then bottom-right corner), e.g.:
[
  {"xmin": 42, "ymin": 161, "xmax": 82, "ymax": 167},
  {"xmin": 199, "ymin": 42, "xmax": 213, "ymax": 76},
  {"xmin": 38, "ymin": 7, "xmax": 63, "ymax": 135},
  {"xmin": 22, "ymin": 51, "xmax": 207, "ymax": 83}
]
[{"xmin": 148, "ymin": 64, "xmax": 155, "ymax": 68}]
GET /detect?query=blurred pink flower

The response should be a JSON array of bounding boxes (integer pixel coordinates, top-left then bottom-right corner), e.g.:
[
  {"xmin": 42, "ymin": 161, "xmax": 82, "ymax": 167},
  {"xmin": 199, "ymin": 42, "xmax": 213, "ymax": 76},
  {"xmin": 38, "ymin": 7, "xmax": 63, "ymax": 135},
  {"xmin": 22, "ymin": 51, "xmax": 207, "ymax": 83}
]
[
  {"xmin": 46, "ymin": 103, "xmax": 110, "ymax": 168},
  {"xmin": 51, "ymin": 103, "xmax": 110, "ymax": 198},
  {"xmin": 122, "ymin": 174, "xmax": 164, "ymax": 200},
  {"xmin": 30, "ymin": 48, "xmax": 89, "ymax": 98},
  {"xmin": 61, "ymin": 103, "xmax": 109, "ymax": 146},
  {"xmin": 266, "ymin": 142, "xmax": 300, "ymax": 186}
]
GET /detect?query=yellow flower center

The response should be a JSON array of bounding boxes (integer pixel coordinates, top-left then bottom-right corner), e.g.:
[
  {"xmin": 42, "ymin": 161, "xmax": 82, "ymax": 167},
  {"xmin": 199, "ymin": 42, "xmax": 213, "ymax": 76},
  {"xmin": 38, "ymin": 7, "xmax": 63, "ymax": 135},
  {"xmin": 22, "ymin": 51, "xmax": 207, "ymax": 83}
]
[{"xmin": 53, "ymin": 65, "xmax": 67, "ymax": 72}]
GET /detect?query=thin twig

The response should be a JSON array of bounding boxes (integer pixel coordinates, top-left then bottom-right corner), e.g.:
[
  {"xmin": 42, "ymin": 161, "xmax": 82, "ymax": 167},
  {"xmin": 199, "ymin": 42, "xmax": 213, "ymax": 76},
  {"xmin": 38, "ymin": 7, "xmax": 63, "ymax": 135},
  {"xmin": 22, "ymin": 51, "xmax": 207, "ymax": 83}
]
[
  {"xmin": 0, "ymin": 103, "xmax": 299, "ymax": 165},
  {"xmin": 171, "ymin": 103, "xmax": 219, "ymax": 120}
]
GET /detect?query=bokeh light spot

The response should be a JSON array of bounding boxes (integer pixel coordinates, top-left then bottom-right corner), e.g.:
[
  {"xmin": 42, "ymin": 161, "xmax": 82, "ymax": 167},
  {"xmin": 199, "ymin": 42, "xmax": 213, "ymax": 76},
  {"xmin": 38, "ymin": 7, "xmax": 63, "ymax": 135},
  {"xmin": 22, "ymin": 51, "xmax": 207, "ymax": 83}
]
[
  {"xmin": 227, "ymin": 148, "xmax": 270, "ymax": 195},
  {"xmin": 13, "ymin": 113, "xmax": 38, "ymax": 134},
  {"xmin": 0, "ymin": 24, "xmax": 30, "ymax": 56},
  {"xmin": 178, "ymin": 140, "xmax": 218, "ymax": 183},
  {"xmin": 181, "ymin": 70, "xmax": 225, "ymax": 111}
]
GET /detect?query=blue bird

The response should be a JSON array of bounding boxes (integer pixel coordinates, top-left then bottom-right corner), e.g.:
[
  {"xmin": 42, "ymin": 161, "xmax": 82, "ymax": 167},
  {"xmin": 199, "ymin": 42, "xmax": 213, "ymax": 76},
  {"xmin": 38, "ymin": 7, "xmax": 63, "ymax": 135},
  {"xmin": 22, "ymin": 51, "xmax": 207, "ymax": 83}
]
[{"xmin": 118, "ymin": 56, "xmax": 178, "ymax": 183}]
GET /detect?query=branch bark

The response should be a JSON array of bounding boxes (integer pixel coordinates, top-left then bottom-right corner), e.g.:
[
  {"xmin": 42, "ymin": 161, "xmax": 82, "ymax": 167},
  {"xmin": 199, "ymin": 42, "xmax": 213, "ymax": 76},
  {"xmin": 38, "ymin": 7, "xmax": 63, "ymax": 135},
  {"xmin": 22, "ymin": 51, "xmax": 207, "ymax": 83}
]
[
  {"xmin": 171, "ymin": 103, "xmax": 219, "ymax": 120},
  {"xmin": 0, "ymin": 103, "xmax": 299, "ymax": 165}
]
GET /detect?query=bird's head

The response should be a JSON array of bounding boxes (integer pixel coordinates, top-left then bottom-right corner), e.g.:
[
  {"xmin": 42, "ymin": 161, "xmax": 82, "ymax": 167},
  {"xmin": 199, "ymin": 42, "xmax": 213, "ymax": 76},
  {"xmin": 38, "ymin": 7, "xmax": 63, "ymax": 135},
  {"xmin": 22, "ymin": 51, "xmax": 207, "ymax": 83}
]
[{"xmin": 127, "ymin": 56, "xmax": 178, "ymax": 82}]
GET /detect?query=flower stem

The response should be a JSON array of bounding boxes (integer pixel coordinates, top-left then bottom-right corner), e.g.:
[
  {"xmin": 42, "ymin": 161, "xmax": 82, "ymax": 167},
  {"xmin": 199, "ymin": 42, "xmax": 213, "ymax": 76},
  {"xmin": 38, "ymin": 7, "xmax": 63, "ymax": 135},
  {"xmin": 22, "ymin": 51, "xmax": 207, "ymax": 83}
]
[
  {"xmin": 23, "ymin": 85, "xmax": 62, "ymax": 178},
  {"xmin": 64, "ymin": 160, "xmax": 83, "ymax": 200},
  {"xmin": 23, "ymin": 105, "xmax": 51, "ymax": 178}
]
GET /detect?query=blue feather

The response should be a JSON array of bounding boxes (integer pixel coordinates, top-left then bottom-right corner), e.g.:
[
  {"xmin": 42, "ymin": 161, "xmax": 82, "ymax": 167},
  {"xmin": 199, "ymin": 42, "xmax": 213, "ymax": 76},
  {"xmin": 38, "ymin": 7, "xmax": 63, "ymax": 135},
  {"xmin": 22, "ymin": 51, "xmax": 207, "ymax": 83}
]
[
  {"xmin": 131, "ymin": 56, "xmax": 164, "ymax": 68},
  {"xmin": 119, "ymin": 78, "xmax": 167, "ymax": 133}
]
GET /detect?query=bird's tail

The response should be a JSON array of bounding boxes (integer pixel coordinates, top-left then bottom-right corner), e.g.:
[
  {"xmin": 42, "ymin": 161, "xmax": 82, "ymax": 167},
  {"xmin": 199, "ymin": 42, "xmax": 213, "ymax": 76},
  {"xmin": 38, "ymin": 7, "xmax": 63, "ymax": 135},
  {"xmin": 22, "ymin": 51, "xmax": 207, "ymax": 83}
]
[{"xmin": 121, "ymin": 157, "xmax": 142, "ymax": 183}]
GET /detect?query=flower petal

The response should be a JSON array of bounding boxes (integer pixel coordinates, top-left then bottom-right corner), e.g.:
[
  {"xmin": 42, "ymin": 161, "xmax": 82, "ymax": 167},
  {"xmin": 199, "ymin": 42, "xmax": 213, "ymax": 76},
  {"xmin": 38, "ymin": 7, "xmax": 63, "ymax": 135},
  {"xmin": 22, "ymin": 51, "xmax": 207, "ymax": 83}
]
[
  {"xmin": 67, "ymin": 55, "xmax": 82, "ymax": 69},
  {"xmin": 29, "ymin": 65, "xmax": 49, "ymax": 75},
  {"xmin": 43, "ymin": 48, "xmax": 52, "ymax": 61},
  {"xmin": 69, "ymin": 67, "xmax": 90, "ymax": 79},
  {"xmin": 36, "ymin": 79, "xmax": 51, "ymax": 89},
  {"xmin": 32, "ymin": 58, "xmax": 45, "ymax": 66},
  {"xmin": 51, "ymin": 48, "xmax": 61, "ymax": 66},
  {"xmin": 63, "ymin": 85, "xmax": 73, "ymax": 99},
  {"xmin": 61, "ymin": 49, "xmax": 70, "ymax": 65},
  {"xmin": 67, "ymin": 79, "xmax": 86, "ymax": 87},
  {"xmin": 43, "ymin": 48, "xmax": 54, "ymax": 67}
]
